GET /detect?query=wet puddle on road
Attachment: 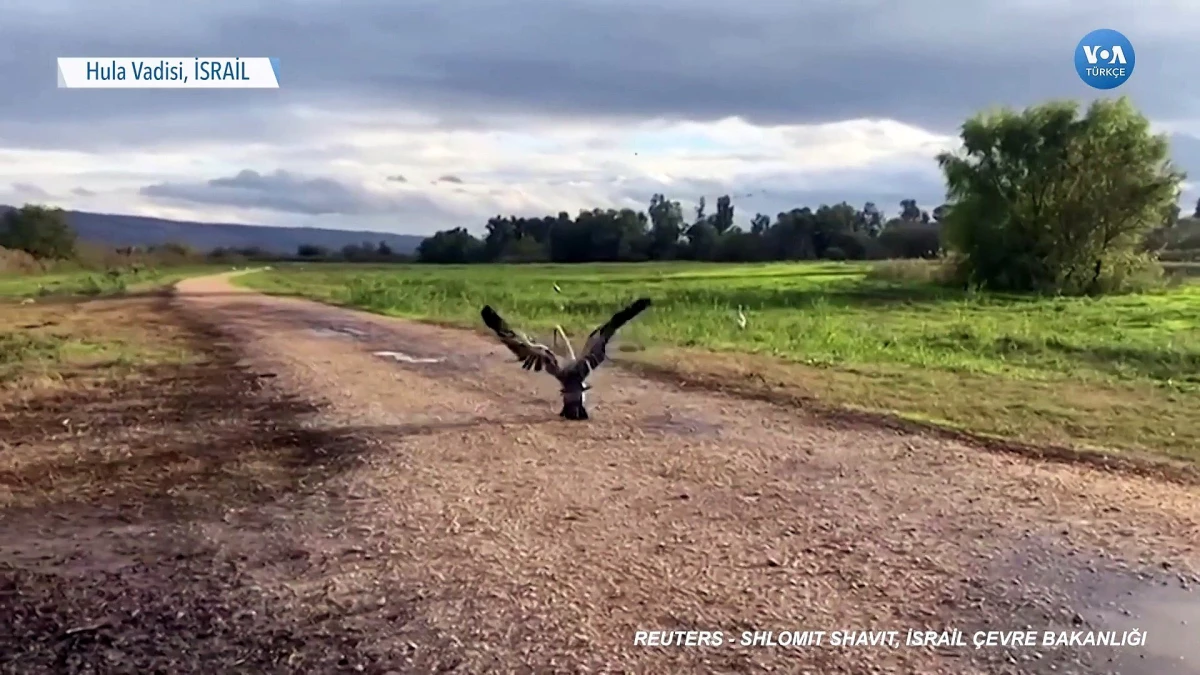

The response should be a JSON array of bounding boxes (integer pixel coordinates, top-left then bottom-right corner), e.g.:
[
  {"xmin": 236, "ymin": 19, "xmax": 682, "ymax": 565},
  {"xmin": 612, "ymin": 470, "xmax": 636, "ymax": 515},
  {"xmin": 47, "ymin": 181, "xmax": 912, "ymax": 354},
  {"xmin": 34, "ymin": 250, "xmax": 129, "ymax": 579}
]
[
  {"xmin": 640, "ymin": 410, "xmax": 722, "ymax": 436},
  {"xmin": 372, "ymin": 350, "xmax": 446, "ymax": 364},
  {"xmin": 979, "ymin": 533, "xmax": 1199, "ymax": 673},
  {"xmin": 306, "ymin": 326, "xmax": 368, "ymax": 339},
  {"xmin": 1098, "ymin": 581, "xmax": 1200, "ymax": 674},
  {"xmin": 304, "ymin": 325, "xmax": 448, "ymax": 365}
]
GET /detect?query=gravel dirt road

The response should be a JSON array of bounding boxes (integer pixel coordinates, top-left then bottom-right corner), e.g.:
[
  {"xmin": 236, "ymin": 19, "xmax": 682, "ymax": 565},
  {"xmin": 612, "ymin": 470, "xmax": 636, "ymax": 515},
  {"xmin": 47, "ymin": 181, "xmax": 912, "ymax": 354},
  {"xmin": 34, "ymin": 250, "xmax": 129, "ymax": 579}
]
[{"xmin": 5, "ymin": 273, "xmax": 1199, "ymax": 674}]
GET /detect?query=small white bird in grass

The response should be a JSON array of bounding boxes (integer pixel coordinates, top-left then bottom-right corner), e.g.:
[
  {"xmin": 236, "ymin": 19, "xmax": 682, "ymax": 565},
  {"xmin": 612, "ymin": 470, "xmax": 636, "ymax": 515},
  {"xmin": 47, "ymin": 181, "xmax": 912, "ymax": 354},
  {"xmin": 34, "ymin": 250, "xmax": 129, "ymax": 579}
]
[
  {"xmin": 553, "ymin": 282, "xmax": 562, "ymax": 294},
  {"xmin": 736, "ymin": 305, "xmax": 747, "ymax": 329}
]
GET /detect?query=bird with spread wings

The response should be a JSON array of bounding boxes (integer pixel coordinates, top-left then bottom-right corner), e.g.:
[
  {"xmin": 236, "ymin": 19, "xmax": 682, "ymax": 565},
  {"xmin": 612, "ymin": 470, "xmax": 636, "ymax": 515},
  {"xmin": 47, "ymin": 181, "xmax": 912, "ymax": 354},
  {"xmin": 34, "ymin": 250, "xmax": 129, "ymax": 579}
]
[{"xmin": 480, "ymin": 297, "xmax": 652, "ymax": 420}]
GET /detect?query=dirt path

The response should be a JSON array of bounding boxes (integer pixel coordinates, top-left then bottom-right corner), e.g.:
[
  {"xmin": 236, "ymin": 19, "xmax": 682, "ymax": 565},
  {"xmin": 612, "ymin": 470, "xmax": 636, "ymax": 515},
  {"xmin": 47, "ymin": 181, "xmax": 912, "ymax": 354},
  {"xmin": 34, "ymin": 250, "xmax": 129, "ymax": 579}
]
[
  {"xmin": 10, "ymin": 273, "xmax": 1196, "ymax": 673},
  {"xmin": 1, "ymin": 294, "xmax": 388, "ymax": 673},
  {"xmin": 170, "ymin": 273, "xmax": 1200, "ymax": 673}
]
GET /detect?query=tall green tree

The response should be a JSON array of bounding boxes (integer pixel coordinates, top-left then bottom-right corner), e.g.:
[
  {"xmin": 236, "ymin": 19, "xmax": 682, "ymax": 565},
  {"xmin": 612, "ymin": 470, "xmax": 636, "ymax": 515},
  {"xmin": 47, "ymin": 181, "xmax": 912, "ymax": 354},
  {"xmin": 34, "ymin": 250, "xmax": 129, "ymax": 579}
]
[
  {"xmin": 749, "ymin": 213, "xmax": 770, "ymax": 235},
  {"xmin": 712, "ymin": 195, "xmax": 735, "ymax": 235},
  {"xmin": 937, "ymin": 97, "xmax": 1184, "ymax": 294},
  {"xmin": 1166, "ymin": 203, "xmax": 1181, "ymax": 229},
  {"xmin": 856, "ymin": 202, "xmax": 884, "ymax": 236},
  {"xmin": 0, "ymin": 204, "xmax": 77, "ymax": 259},
  {"xmin": 416, "ymin": 227, "xmax": 484, "ymax": 263},
  {"xmin": 647, "ymin": 194, "xmax": 685, "ymax": 259},
  {"xmin": 899, "ymin": 199, "xmax": 921, "ymax": 221}
]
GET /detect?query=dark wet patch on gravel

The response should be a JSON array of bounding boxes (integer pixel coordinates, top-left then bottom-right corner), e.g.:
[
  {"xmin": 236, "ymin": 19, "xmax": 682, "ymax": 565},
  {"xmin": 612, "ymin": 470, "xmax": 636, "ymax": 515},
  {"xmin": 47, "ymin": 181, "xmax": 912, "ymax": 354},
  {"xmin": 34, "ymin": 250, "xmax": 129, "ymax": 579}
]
[
  {"xmin": 639, "ymin": 410, "xmax": 723, "ymax": 437},
  {"xmin": 1, "ymin": 535, "xmax": 400, "ymax": 675},
  {"xmin": 971, "ymin": 533, "xmax": 1200, "ymax": 674}
]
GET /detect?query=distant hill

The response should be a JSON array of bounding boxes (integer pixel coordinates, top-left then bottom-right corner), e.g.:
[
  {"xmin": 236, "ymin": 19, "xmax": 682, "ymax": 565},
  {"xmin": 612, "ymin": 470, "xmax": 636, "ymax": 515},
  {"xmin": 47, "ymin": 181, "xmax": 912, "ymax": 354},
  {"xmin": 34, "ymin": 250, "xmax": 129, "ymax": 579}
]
[{"xmin": 0, "ymin": 205, "xmax": 425, "ymax": 254}]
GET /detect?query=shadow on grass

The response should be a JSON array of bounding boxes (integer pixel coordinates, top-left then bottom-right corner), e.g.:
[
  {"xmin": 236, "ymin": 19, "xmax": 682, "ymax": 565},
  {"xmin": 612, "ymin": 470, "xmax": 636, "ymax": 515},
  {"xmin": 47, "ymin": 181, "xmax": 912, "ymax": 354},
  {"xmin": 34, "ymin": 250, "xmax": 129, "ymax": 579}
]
[
  {"xmin": 1023, "ymin": 338, "xmax": 1200, "ymax": 383},
  {"xmin": 921, "ymin": 331, "xmax": 1200, "ymax": 383},
  {"xmin": 654, "ymin": 282, "xmax": 999, "ymax": 312}
]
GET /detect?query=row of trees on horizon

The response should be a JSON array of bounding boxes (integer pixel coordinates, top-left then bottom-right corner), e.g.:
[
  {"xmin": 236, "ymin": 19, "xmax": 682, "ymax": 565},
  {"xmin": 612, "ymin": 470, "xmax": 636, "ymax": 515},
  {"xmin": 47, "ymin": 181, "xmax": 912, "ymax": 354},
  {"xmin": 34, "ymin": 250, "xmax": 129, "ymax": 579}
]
[
  {"xmin": 7, "ymin": 193, "xmax": 1198, "ymax": 268},
  {"xmin": 408, "ymin": 97, "xmax": 1200, "ymax": 295},
  {"xmin": 414, "ymin": 196, "xmax": 951, "ymax": 264}
]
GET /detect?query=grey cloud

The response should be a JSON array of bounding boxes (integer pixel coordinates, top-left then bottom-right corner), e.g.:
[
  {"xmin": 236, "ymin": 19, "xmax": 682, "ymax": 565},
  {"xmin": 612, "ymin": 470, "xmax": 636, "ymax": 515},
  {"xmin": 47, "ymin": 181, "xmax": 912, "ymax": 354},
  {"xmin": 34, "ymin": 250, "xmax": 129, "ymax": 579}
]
[
  {"xmin": 458, "ymin": 160, "xmax": 947, "ymax": 225},
  {"xmin": 1174, "ymin": 134, "xmax": 1200, "ymax": 210},
  {"xmin": 139, "ymin": 168, "xmax": 448, "ymax": 217},
  {"xmin": 436, "ymin": 175, "xmax": 464, "ymax": 184},
  {"xmin": 71, "ymin": 187, "xmax": 97, "ymax": 197},
  {"xmin": 4, "ymin": 1, "xmax": 1198, "ymax": 225},
  {"xmin": 11, "ymin": 182, "xmax": 50, "ymax": 198},
  {"xmin": 605, "ymin": 164, "xmax": 948, "ymax": 222},
  {"xmin": 1170, "ymin": 134, "xmax": 1200, "ymax": 177},
  {"xmin": 2, "ymin": 0, "xmax": 1197, "ymax": 151},
  {"xmin": 386, "ymin": 174, "xmax": 407, "ymax": 182}
]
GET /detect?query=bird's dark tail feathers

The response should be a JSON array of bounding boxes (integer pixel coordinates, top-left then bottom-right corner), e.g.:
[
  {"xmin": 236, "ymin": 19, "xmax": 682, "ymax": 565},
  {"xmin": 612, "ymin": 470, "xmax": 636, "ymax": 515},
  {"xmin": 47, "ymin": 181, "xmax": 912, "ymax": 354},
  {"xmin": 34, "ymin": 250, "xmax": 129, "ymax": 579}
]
[{"xmin": 560, "ymin": 401, "xmax": 589, "ymax": 421}]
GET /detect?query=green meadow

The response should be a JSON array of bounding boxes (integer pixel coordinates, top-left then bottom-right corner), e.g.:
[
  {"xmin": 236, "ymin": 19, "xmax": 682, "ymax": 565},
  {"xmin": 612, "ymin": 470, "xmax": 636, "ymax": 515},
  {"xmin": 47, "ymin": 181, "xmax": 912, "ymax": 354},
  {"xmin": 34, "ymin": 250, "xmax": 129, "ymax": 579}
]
[
  {"xmin": 0, "ymin": 264, "xmax": 223, "ymax": 299},
  {"xmin": 237, "ymin": 261, "xmax": 1200, "ymax": 461},
  {"xmin": 0, "ymin": 265, "xmax": 223, "ymax": 384}
]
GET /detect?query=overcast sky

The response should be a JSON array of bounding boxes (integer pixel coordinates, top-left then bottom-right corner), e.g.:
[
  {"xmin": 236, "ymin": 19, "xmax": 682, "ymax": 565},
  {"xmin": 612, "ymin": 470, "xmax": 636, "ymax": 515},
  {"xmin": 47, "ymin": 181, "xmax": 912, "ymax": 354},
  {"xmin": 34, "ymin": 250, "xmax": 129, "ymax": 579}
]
[{"xmin": 1, "ymin": 0, "xmax": 1198, "ymax": 235}]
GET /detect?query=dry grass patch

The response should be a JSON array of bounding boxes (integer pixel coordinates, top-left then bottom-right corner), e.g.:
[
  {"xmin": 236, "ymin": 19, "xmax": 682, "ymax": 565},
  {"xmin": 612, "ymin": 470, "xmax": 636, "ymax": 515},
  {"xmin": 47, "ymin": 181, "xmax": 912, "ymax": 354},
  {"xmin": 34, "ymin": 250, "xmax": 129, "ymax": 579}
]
[
  {"xmin": 621, "ymin": 346, "xmax": 1200, "ymax": 483},
  {"xmin": 0, "ymin": 293, "xmax": 333, "ymax": 511},
  {"xmin": 0, "ymin": 293, "xmax": 400, "ymax": 673}
]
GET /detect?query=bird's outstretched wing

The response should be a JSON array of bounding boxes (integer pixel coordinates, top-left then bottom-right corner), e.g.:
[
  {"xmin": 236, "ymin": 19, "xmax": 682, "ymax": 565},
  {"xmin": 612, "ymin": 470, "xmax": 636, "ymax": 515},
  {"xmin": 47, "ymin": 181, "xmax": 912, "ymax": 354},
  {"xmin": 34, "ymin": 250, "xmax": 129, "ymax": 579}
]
[
  {"xmin": 481, "ymin": 305, "xmax": 560, "ymax": 376},
  {"xmin": 576, "ymin": 297, "xmax": 652, "ymax": 374}
]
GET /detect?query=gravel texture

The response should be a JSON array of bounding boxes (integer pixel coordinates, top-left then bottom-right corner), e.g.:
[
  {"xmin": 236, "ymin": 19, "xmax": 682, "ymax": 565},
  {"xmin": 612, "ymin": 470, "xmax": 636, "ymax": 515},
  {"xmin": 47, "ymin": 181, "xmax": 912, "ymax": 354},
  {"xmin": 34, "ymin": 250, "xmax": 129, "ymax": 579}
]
[{"xmin": 2, "ymin": 275, "xmax": 1196, "ymax": 674}]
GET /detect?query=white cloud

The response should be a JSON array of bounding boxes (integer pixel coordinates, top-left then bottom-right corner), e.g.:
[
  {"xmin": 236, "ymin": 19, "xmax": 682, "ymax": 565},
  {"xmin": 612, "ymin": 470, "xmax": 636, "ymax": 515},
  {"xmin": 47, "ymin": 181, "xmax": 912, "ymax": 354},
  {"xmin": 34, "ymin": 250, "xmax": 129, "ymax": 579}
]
[
  {"xmin": 2, "ymin": 0, "xmax": 1196, "ymax": 236},
  {"xmin": 0, "ymin": 114, "xmax": 958, "ymax": 234}
]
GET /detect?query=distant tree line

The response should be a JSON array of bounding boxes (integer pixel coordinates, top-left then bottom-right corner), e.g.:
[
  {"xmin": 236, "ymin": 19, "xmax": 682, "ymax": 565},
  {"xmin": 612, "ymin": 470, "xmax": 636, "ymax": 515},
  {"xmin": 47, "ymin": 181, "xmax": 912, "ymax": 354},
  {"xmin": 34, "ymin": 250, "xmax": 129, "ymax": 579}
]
[
  {"xmin": 414, "ymin": 196, "xmax": 944, "ymax": 265},
  {"xmin": 210, "ymin": 240, "xmax": 415, "ymax": 264},
  {"xmin": 290, "ymin": 240, "xmax": 412, "ymax": 263},
  {"xmin": 412, "ymin": 97, "xmax": 1195, "ymax": 295}
]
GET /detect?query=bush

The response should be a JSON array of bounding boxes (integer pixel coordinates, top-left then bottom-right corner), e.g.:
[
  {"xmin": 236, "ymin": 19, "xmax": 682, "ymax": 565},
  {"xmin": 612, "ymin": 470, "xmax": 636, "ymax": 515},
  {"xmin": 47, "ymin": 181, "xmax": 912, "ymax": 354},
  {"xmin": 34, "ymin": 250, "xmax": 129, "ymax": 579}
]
[
  {"xmin": 1158, "ymin": 248, "xmax": 1200, "ymax": 262},
  {"xmin": 0, "ymin": 205, "xmax": 78, "ymax": 260},
  {"xmin": 825, "ymin": 231, "xmax": 874, "ymax": 260},
  {"xmin": 877, "ymin": 223, "xmax": 941, "ymax": 259},
  {"xmin": 865, "ymin": 258, "xmax": 955, "ymax": 285},
  {"xmin": 1086, "ymin": 251, "xmax": 1167, "ymax": 294},
  {"xmin": 938, "ymin": 98, "xmax": 1183, "ymax": 295},
  {"xmin": 0, "ymin": 246, "xmax": 46, "ymax": 274}
]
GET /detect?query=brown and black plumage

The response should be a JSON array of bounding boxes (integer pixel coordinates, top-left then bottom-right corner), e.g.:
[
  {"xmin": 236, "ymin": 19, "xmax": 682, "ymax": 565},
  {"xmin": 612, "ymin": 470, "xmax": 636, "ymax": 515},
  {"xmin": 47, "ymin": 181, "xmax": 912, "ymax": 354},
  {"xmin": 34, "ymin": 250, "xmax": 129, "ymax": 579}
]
[{"xmin": 481, "ymin": 298, "xmax": 652, "ymax": 420}]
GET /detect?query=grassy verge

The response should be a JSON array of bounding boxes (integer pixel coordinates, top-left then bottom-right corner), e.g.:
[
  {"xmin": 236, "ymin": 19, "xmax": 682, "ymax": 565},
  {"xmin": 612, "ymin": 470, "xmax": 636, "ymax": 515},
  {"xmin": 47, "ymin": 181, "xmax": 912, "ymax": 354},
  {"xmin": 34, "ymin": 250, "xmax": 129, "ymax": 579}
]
[
  {"xmin": 236, "ymin": 261, "xmax": 1200, "ymax": 462},
  {"xmin": 0, "ymin": 287, "xmax": 331, "ymax": 523},
  {"xmin": 1, "ymin": 294, "xmax": 202, "ymax": 508},
  {"xmin": 0, "ymin": 264, "xmax": 225, "ymax": 299},
  {"xmin": 0, "ymin": 295, "xmax": 198, "ymax": 392}
]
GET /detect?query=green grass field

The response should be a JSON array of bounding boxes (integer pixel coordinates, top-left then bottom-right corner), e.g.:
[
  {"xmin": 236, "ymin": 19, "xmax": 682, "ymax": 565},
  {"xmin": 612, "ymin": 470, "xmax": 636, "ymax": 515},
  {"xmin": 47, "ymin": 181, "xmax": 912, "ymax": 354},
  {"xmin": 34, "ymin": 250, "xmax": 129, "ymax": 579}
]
[
  {"xmin": 237, "ymin": 261, "xmax": 1200, "ymax": 462},
  {"xmin": 0, "ymin": 264, "xmax": 225, "ymax": 299},
  {"xmin": 0, "ymin": 265, "xmax": 225, "ymax": 383}
]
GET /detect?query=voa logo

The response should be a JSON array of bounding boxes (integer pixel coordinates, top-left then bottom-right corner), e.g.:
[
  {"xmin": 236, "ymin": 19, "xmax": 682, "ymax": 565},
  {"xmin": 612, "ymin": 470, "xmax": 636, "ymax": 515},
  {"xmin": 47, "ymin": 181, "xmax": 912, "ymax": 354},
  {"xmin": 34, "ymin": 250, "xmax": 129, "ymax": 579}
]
[{"xmin": 1075, "ymin": 29, "xmax": 1135, "ymax": 90}]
